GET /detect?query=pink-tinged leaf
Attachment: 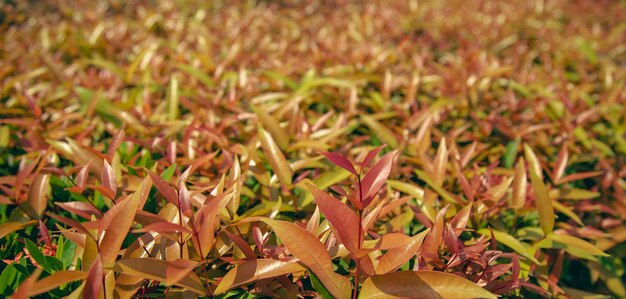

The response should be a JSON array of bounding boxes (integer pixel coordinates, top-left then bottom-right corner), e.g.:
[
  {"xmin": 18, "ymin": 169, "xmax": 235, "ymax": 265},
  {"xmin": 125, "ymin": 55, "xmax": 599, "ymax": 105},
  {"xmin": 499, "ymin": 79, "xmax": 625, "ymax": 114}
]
[
  {"xmin": 322, "ymin": 151, "xmax": 357, "ymax": 175},
  {"xmin": 420, "ymin": 206, "xmax": 448, "ymax": 263},
  {"xmin": 359, "ymin": 271, "xmax": 497, "ymax": 299},
  {"xmin": 75, "ymin": 163, "xmax": 91, "ymax": 191},
  {"xmin": 27, "ymin": 270, "xmax": 87, "ymax": 297},
  {"xmin": 224, "ymin": 231, "xmax": 257, "ymax": 260},
  {"xmin": 361, "ymin": 145, "xmax": 385, "ymax": 168},
  {"xmin": 306, "ymin": 206, "xmax": 320, "ymax": 234},
  {"xmin": 132, "ymin": 221, "xmax": 191, "ymax": 234},
  {"xmin": 432, "ymin": 138, "xmax": 448, "ymax": 186},
  {"xmin": 306, "ymin": 183, "xmax": 361, "ymax": 256},
  {"xmin": 552, "ymin": 143, "xmax": 568, "ymax": 183},
  {"xmin": 178, "ymin": 183, "xmax": 193, "ymax": 217},
  {"xmin": 192, "ymin": 196, "xmax": 221, "ymax": 258},
  {"xmin": 443, "ymin": 223, "xmax": 462, "ymax": 254},
  {"xmin": 84, "ymin": 255, "xmax": 103, "ymax": 299},
  {"xmin": 215, "ymin": 259, "xmax": 305, "ymax": 295},
  {"xmin": 529, "ymin": 168, "xmax": 555, "ymax": 236},
  {"xmin": 47, "ymin": 213, "xmax": 94, "ymax": 239},
  {"xmin": 12, "ymin": 268, "xmax": 42, "ymax": 299},
  {"xmin": 55, "ymin": 201, "xmax": 103, "ymax": 220},
  {"xmin": 26, "ymin": 173, "xmax": 50, "ymax": 219},
  {"xmin": 107, "ymin": 128, "xmax": 125, "ymax": 159},
  {"xmin": 261, "ymin": 218, "xmax": 351, "ymax": 299},
  {"xmin": 15, "ymin": 158, "xmax": 39, "ymax": 202},
  {"xmin": 114, "ymin": 258, "xmax": 205, "ymax": 295},
  {"xmin": 558, "ymin": 171, "xmax": 603, "ymax": 185},
  {"xmin": 512, "ymin": 158, "xmax": 527, "ymax": 210},
  {"xmin": 449, "ymin": 203, "xmax": 472, "ymax": 236},
  {"xmin": 376, "ymin": 229, "xmax": 429, "ymax": 274},
  {"xmin": 102, "ymin": 159, "xmax": 117, "ymax": 198},
  {"xmin": 361, "ymin": 150, "xmax": 398, "ymax": 206},
  {"xmin": 38, "ymin": 219, "xmax": 52, "ymax": 248},
  {"xmin": 90, "ymin": 185, "xmax": 116, "ymax": 201},
  {"xmin": 147, "ymin": 170, "xmax": 178, "ymax": 206},
  {"xmin": 99, "ymin": 185, "xmax": 142, "ymax": 266}
]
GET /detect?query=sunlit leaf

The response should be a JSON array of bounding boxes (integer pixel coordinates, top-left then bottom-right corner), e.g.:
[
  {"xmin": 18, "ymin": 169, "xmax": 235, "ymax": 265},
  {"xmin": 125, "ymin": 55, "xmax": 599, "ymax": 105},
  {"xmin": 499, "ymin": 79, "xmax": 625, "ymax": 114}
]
[
  {"xmin": 215, "ymin": 259, "xmax": 305, "ymax": 294},
  {"xmin": 359, "ymin": 271, "xmax": 497, "ymax": 299}
]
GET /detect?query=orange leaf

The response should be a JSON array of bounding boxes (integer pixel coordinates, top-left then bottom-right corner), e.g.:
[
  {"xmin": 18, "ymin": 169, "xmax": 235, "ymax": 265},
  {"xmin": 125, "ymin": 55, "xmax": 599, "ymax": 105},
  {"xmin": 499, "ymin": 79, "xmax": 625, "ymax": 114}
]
[
  {"xmin": 214, "ymin": 259, "xmax": 305, "ymax": 294},
  {"xmin": 376, "ymin": 229, "xmax": 429, "ymax": 274},
  {"xmin": 359, "ymin": 271, "xmax": 497, "ymax": 299},
  {"xmin": 306, "ymin": 183, "xmax": 361, "ymax": 256},
  {"xmin": 261, "ymin": 218, "xmax": 351, "ymax": 299},
  {"xmin": 27, "ymin": 270, "xmax": 87, "ymax": 297},
  {"xmin": 114, "ymin": 258, "xmax": 205, "ymax": 295}
]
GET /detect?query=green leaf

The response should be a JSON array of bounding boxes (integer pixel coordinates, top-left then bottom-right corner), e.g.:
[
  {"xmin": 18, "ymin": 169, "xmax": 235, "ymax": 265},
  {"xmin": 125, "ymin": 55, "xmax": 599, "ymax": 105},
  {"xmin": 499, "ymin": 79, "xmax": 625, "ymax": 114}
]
[
  {"xmin": 478, "ymin": 229, "xmax": 539, "ymax": 264},
  {"xmin": 24, "ymin": 239, "xmax": 49, "ymax": 270}
]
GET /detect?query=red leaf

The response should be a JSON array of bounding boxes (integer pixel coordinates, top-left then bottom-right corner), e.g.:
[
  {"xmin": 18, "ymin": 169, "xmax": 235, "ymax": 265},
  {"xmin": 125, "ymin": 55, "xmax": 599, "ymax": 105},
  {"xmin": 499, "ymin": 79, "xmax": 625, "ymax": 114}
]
[
  {"xmin": 147, "ymin": 170, "xmax": 178, "ymax": 206},
  {"xmin": 420, "ymin": 205, "xmax": 448, "ymax": 263},
  {"xmin": 361, "ymin": 150, "xmax": 398, "ymax": 206},
  {"xmin": 75, "ymin": 163, "xmax": 91, "ymax": 191},
  {"xmin": 101, "ymin": 159, "xmax": 117, "ymax": 197},
  {"xmin": 361, "ymin": 145, "xmax": 385, "ymax": 168},
  {"xmin": 133, "ymin": 221, "xmax": 191, "ymax": 234},
  {"xmin": 55, "ymin": 201, "xmax": 103, "ymax": 220},
  {"xmin": 321, "ymin": 151, "xmax": 357, "ymax": 175},
  {"xmin": 306, "ymin": 183, "xmax": 361, "ymax": 256},
  {"xmin": 84, "ymin": 255, "xmax": 103, "ymax": 299}
]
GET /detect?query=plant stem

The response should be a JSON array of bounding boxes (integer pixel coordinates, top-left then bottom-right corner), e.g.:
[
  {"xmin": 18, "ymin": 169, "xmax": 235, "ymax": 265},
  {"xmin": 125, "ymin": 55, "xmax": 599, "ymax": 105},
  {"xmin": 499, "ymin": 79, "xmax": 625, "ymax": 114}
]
[{"xmin": 353, "ymin": 176, "xmax": 365, "ymax": 299}]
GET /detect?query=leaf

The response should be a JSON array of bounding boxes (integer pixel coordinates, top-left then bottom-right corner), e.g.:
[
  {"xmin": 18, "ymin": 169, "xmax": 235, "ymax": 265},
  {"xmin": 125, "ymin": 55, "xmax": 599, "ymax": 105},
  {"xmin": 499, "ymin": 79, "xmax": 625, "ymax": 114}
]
[
  {"xmin": 99, "ymin": 182, "xmax": 142, "ymax": 266},
  {"xmin": 114, "ymin": 258, "xmax": 205, "ymax": 295},
  {"xmin": 132, "ymin": 221, "xmax": 191, "ymax": 234},
  {"xmin": 258, "ymin": 126, "xmax": 292, "ymax": 186},
  {"xmin": 214, "ymin": 259, "xmax": 305, "ymax": 294},
  {"xmin": 55, "ymin": 201, "xmax": 103, "ymax": 220},
  {"xmin": 523, "ymin": 144, "xmax": 543, "ymax": 180},
  {"xmin": 361, "ymin": 150, "xmax": 397, "ymax": 206},
  {"xmin": 26, "ymin": 173, "xmax": 50, "ymax": 219},
  {"xmin": 361, "ymin": 115, "xmax": 398, "ymax": 149},
  {"xmin": 529, "ymin": 167, "xmax": 555, "ymax": 235},
  {"xmin": 0, "ymin": 220, "xmax": 37, "ymax": 239},
  {"xmin": 306, "ymin": 183, "xmax": 361, "ymax": 255},
  {"xmin": 253, "ymin": 105, "xmax": 290, "ymax": 150},
  {"xmin": 535, "ymin": 234, "xmax": 609, "ymax": 259},
  {"xmin": 478, "ymin": 229, "xmax": 539, "ymax": 264},
  {"xmin": 432, "ymin": 138, "xmax": 448, "ymax": 186},
  {"xmin": 321, "ymin": 151, "xmax": 357, "ymax": 175},
  {"xmin": 361, "ymin": 145, "xmax": 385, "ymax": 168},
  {"xmin": 101, "ymin": 159, "xmax": 117, "ymax": 198},
  {"xmin": 358, "ymin": 271, "xmax": 497, "ymax": 299},
  {"xmin": 147, "ymin": 170, "xmax": 178, "ymax": 206},
  {"xmin": 12, "ymin": 268, "xmax": 42, "ymax": 299},
  {"xmin": 165, "ymin": 259, "xmax": 199, "ymax": 286},
  {"xmin": 420, "ymin": 206, "xmax": 448, "ymax": 262},
  {"xmin": 260, "ymin": 218, "xmax": 351, "ymax": 299},
  {"xmin": 414, "ymin": 170, "xmax": 459, "ymax": 204},
  {"xmin": 25, "ymin": 239, "xmax": 49, "ymax": 269},
  {"xmin": 376, "ymin": 229, "xmax": 429, "ymax": 274},
  {"xmin": 84, "ymin": 255, "xmax": 103, "ymax": 299},
  {"xmin": 511, "ymin": 157, "xmax": 527, "ymax": 209},
  {"xmin": 503, "ymin": 138, "xmax": 520, "ymax": 168}
]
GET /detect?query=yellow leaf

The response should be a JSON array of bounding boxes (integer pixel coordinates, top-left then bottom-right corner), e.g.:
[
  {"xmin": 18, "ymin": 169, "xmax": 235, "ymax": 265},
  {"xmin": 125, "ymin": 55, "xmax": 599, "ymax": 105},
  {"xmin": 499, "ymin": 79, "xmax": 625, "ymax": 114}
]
[{"xmin": 359, "ymin": 271, "xmax": 497, "ymax": 299}]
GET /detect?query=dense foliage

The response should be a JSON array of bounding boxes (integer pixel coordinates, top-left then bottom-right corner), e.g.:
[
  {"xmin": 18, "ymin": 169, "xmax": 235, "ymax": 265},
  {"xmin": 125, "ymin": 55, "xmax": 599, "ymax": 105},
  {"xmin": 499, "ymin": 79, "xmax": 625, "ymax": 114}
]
[{"xmin": 1, "ymin": 0, "xmax": 625, "ymax": 298}]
